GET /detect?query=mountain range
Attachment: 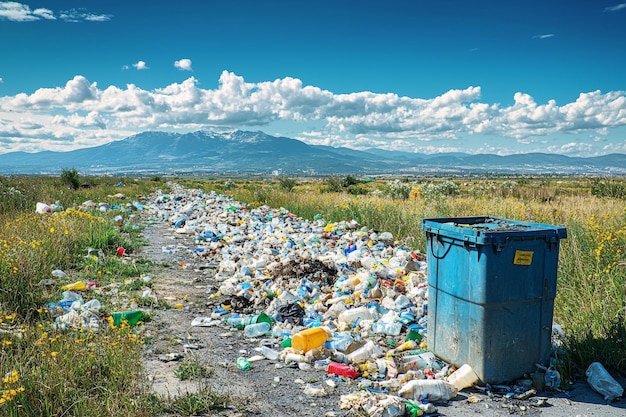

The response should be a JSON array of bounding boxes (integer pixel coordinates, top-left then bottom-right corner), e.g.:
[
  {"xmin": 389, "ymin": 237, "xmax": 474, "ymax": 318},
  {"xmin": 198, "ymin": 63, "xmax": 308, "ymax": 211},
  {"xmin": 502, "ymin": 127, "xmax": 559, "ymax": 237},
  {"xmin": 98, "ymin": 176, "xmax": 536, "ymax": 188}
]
[{"xmin": 1, "ymin": 130, "xmax": 624, "ymax": 176}]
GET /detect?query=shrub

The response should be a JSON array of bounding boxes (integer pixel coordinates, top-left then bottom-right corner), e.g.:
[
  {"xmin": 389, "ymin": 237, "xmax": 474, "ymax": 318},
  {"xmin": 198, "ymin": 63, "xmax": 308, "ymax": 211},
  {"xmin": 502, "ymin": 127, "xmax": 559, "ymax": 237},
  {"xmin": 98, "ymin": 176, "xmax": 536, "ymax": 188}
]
[
  {"xmin": 382, "ymin": 180, "xmax": 412, "ymax": 200},
  {"xmin": 323, "ymin": 176, "xmax": 344, "ymax": 193},
  {"xmin": 278, "ymin": 177, "xmax": 297, "ymax": 192},
  {"xmin": 60, "ymin": 167, "xmax": 80, "ymax": 190},
  {"xmin": 590, "ymin": 177, "xmax": 626, "ymax": 199},
  {"xmin": 420, "ymin": 180, "xmax": 459, "ymax": 201},
  {"xmin": 342, "ymin": 175, "xmax": 359, "ymax": 187}
]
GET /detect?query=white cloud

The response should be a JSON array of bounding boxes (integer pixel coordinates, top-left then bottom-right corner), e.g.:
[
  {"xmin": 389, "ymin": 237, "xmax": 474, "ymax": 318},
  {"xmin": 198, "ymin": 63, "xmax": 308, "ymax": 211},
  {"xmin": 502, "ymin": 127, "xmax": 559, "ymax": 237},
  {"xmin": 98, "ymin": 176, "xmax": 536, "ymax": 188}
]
[
  {"xmin": 32, "ymin": 7, "xmax": 54, "ymax": 20},
  {"xmin": 0, "ymin": 77, "xmax": 3, "ymax": 83},
  {"xmin": 174, "ymin": 59, "xmax": 193, "ymax": 71},
  {"xmin": 0, "ymin": 71, "xmax": 625, "ymax": 156},
  {"xmin": 133, "ymin": 61, "xmax": 149, "ymax": 70},
  {"xmin": 8, "ymin": 75, "xmax": 98, "ymax": 109},
  {"xmin": 547, "ymin": 142, "xmax": 594, "ymax": 155},
  {"xmin": 58, "ymin": 8, "xmax": 112, "ymax": 22},
  {"xmin": 0, "ymin": 1, "xmax": 53, "ymax": 21},
  {"xmin": 0, "ymin": 2, "xmax": 111, "ymax": 22},
  {"xmin": 604, "ymin": 3, "xmax": 626, "ymax": 12},
  {"xmin": 533, "ymin": 34, "xmax": 554, "ymax": 39}
]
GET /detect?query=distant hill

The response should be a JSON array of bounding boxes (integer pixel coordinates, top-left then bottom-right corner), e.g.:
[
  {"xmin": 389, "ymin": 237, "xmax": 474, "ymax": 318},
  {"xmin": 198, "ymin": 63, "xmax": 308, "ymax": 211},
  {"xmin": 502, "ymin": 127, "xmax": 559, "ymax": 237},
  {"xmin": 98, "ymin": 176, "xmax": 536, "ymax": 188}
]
[{"xmin": 0, "ymin": 130, "xmax": 624, "ymax": 176}]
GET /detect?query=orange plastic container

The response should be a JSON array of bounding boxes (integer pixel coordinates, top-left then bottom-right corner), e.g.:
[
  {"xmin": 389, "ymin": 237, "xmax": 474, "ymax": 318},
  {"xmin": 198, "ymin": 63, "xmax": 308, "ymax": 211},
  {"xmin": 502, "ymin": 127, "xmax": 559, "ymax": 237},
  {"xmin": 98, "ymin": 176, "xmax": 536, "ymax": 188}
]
[{"xmin": 291, "ymin": 327, "xmax": 330, "ymax": 352}]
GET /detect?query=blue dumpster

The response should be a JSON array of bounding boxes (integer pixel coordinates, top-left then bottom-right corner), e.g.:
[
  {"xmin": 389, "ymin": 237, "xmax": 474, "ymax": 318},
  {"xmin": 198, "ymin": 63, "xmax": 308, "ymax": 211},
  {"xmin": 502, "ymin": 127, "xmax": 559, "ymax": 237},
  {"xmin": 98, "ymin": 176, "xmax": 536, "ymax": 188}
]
[{"xmin": 421, "ymin": 216, "xmax": 567, "ymax": 384}]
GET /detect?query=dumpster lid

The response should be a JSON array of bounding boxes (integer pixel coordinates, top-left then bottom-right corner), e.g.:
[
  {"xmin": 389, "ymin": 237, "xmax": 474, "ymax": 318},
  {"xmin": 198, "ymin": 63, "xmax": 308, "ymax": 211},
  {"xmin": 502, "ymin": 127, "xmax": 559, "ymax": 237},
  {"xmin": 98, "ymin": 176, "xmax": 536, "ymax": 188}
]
[{"xmin": 421, "ymin": 216, "xmax": 567, "ymax": 244}]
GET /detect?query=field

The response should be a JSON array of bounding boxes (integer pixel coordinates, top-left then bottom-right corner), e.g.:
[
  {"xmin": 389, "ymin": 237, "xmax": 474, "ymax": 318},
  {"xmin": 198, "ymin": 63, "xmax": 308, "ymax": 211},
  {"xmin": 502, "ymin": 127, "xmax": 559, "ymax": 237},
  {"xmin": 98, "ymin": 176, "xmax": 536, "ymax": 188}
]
[
  {"xmin": 221, "ymin": 175, "xmax": 626, "ymax": 380},
  {"xmin": 0, "ymin": 173, "xmax": 624, "ymax": 416}
]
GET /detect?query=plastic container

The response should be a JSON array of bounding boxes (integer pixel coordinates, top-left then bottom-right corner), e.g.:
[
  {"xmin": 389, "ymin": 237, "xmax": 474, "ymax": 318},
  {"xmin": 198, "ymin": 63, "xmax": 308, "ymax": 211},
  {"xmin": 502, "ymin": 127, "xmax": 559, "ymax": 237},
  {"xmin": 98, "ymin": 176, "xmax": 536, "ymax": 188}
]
[
  {"xmin": 421, "ymin": 216, "xmax": 567, "ymax": 384},
  {"xmin": 398, "ymin": 379, "xmax": 458, "ymax": 401},
  {"xmin": 227, "ymin": 313, "xmax": 272, "ymax": 330},
  {"xmin": 347, "ymin": 340, "xmax": 383, "ymax": 364},
  {"xmin": 371, "ymin": 321, "xmax": 402, "ymax": 336},
  {"xmin": 254, "ymin": 345, "xmax": 280, "ymax": 360},
  {"xmin": 291, "ymin": 327, "xmax": 330, "ymax": 352},
  {"xmin": 61, "ymin": 281, "xmax": 87, "ymax": 291},
  {"xmin": 111, "ymin": 310, "xmax": 144, "ymax": 326},
  {"xmin": 244, "ymin": 322, "xmax": 270, "ymax": 338},
  {"xmin": 586, "ymin": 362, "xmax": 624, "ymax": 401},
  {"xmin": 447, "ymin": 364, "xmax": 479, "ymax": 391},
  {"xmin": 327, "ymin": 362, "xmax": 360, "ymax": 379},
  {"xmin": 338, "ymin": 306, "xmax": 372, "ymax": 329},
  {"xmin": 323, "ymin": 333, "xmax": 354, "ymax": 351}
]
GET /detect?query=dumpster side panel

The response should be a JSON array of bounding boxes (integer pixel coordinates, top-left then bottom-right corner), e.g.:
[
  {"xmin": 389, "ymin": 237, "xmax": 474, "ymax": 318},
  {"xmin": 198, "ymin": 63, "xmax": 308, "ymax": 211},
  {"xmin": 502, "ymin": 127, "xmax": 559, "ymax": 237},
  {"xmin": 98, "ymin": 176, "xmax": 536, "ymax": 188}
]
[{"xmin": 423, "ymin": 217, "xmax": 565, "ymax": 384}]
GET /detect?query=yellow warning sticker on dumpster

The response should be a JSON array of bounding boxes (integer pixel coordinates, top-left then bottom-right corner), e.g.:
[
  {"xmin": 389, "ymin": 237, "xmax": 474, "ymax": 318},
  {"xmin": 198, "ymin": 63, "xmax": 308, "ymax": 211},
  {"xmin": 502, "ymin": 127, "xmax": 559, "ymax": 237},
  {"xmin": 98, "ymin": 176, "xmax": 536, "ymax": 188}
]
[{"xmin": 514, "ymin": 250, "xmax": 533, "ymax": 265}]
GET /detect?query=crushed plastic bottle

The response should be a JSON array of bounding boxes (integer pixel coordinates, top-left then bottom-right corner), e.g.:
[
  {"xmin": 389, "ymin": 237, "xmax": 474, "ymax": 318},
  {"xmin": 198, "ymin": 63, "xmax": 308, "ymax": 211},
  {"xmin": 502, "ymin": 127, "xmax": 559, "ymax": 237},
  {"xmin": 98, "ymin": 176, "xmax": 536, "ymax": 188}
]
[{"xmin": 398, "ymin": 379, "xmax": 458, "ymax": 401}]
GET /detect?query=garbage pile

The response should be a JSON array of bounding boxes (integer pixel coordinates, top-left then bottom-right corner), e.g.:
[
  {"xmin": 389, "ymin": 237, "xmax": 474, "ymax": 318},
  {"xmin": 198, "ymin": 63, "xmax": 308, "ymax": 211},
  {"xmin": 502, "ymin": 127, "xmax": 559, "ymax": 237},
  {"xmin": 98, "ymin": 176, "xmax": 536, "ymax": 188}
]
[{"xmin": 146, "ymin": 183, "xmax": 482, "ymax": 414}]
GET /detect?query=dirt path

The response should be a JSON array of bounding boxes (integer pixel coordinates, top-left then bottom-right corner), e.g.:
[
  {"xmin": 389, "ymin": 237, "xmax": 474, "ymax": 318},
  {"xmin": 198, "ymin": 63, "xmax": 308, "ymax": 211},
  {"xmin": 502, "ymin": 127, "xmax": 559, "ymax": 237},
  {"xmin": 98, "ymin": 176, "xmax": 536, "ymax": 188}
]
[
  {"xmin": 135, "ymin": 201, "xmax": 626, "ymax": 417},
  {"xmin": 138, "ymin": 220, "xmax": 356, "ymax": 417}
]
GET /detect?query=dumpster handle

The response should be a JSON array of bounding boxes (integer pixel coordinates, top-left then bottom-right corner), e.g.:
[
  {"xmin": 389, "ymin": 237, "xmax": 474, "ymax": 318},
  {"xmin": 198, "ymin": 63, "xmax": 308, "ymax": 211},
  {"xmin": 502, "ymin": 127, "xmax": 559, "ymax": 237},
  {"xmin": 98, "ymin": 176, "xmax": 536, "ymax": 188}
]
[{"xmin": 429, "ymin": 234, "xmax": 454, "ymax": 260}]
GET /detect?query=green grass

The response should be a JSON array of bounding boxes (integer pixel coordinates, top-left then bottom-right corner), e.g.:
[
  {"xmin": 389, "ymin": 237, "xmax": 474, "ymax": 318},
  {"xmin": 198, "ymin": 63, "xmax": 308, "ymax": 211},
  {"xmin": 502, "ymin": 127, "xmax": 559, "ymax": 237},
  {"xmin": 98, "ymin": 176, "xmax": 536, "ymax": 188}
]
[
  {"xmin": 175, "ymin": 356, "xmax": 215, "ymax": 381},
  {"xmin": 0, "ymin": 174, "xmax": 235, "ymax": 416}
]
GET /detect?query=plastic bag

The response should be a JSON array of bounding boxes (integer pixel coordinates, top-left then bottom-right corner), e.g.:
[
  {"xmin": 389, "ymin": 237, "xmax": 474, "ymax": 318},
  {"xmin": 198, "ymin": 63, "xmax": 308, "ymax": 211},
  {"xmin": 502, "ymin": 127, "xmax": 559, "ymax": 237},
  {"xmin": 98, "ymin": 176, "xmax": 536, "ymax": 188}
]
[{"xmin": 586, "ymin": 362, "xmax": 624, "ymax": 401}]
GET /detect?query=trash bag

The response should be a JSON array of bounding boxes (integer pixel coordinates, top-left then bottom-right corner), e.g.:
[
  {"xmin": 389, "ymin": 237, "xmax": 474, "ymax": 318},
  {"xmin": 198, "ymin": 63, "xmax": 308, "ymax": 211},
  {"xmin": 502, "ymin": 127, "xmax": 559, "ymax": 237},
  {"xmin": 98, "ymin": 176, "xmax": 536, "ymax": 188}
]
[
  {"xmin": 277, "ymin": 302, "xmax": 305, "ymax": 325},
  {"xmin": 229, "ymin": 295, "xmax": 252, "ymax": 311}
]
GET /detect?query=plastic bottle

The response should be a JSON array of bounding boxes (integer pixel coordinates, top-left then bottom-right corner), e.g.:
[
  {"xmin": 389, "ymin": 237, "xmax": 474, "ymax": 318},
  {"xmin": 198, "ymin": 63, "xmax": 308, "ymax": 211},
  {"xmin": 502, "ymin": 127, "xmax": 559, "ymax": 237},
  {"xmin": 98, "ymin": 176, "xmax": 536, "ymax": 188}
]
[
  {"xmin": 291, "ymin": 327, "xmax": 331, "ymax": 352},
  {"xmin": 227, "ymin": 313, "xmax": 272, "ymax": 330},
  {"xmin": 372, "ymin": 321, "xmax": 402, "ymax": 336},
  {"xmin": 347, "ymin": 340, "xmax": 383, "ymax": 364},
  {"xmin": 254, "ymin": 346, "xmax": 280, "ymax": 360},
  {"xmin": 586, "ymin": 362, "xmax": 624, "ymax": 401},
  {"xmin": 396, "ymin": 340, "xmax": 419, "ymax": 352},
  {"xmin": 244, "ymin": 322, "xmax": 270, "ymax": 338},
  {"xmin": 110, "ymin": 310, "xmax": 144, "ymax": 326},
  {"xmin": 323, "ymin": 334, "xmax": 354, "ymax": 352},
  {"xmin": 61, "ymin": 281, "xmax": 87, "ymax": 291},
  {"xmin": 338, "ymin": 306, "xmax": 373, "ymax": 329},
  {"xmin": 404, "ymin": 400, "xmax": 424, "ymax": 417},
  {"xmin": 327, "ymin": 362, "xmax": 360, "ymax": 379},
  {"xmin": 398, "ymin": 379, "xmax": 458, "ymax": 401}
]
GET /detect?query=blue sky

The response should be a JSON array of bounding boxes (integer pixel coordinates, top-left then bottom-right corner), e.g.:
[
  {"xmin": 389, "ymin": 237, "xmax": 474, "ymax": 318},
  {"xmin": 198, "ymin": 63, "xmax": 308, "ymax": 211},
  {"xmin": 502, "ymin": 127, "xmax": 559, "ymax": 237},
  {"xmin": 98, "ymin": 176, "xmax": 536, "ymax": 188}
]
[{"xmin": 1, "ymin": 1, "xmax": 625, "ymax": 157}]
